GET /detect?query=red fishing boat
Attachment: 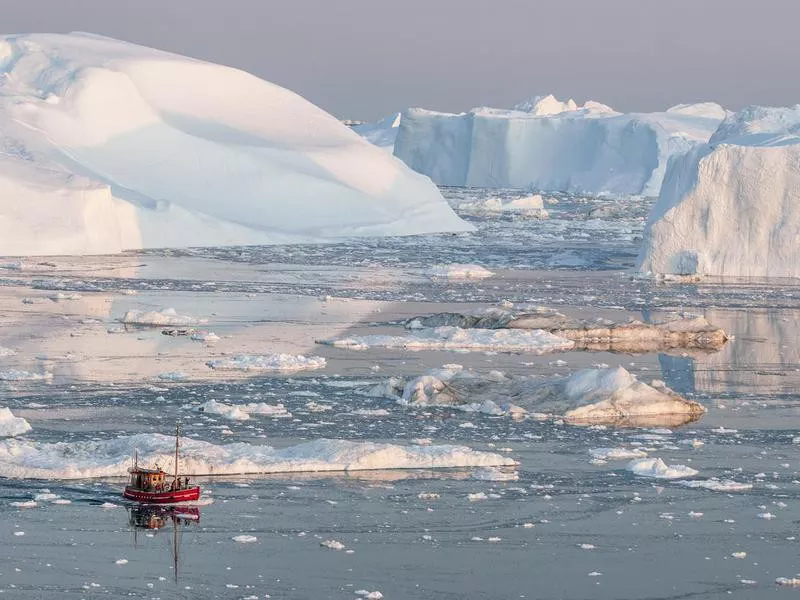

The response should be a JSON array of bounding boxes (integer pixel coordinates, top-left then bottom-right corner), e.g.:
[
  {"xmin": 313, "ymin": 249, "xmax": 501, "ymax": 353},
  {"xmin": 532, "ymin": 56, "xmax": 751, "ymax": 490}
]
[{"xmin": 123, "ymin": 422, "xmax": 201, "ymax": 504}]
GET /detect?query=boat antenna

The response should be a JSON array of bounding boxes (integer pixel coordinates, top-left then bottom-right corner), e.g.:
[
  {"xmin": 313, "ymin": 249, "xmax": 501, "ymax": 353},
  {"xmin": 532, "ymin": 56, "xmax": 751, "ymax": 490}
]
[{"xmin": 173, "ymin": 421, "xmax": 181, "ymax": 487}]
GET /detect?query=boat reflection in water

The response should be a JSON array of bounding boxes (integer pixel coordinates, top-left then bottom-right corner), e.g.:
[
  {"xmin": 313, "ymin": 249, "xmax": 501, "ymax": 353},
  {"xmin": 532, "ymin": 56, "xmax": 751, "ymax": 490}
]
[{"xmin": 127, "ymin": 504, "xmax": 200, "ymax": 582}]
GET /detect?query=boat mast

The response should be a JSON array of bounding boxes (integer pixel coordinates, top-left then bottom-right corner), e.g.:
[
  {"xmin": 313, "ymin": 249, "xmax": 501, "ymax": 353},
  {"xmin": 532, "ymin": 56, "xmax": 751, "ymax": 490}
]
[{"xmin": 173, "ymin": 421, "xmax": 180, "ymax": 486}]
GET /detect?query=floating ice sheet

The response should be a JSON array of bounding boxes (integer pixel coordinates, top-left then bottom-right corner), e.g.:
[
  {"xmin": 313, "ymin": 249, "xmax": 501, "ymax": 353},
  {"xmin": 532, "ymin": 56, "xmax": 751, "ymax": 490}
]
[{"xmin": 0, "ymin": 435, "xmax": 516, "ymax": 479}]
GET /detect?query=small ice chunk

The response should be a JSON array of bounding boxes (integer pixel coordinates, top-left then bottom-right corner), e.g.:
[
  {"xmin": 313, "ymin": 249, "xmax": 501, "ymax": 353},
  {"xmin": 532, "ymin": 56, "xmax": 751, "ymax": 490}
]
[
  {"xmin": 320, "ymin": 539, "xmax": 346, "ymax": 550},
  {"xmin": 115, "ymin": 558, "xmax": 128, "ymax": 565},
  {"xmin": 232, "ymin": 535, "xmax": 258, "ymax": 543}
]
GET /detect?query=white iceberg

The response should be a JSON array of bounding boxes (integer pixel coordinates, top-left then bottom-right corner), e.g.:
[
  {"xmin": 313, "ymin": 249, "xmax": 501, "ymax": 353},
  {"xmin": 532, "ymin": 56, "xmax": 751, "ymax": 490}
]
[
  {"xmin": 322, "ymin": 326, "xmax": 573, "ymax": 354},
  {"xmin": 0, "ymin": 435, "xmax": 516, "ymax": 479},
  {"xmin": 394, "ymin": 96, "xmax": 726, "ymax": 195},
  {"xmin": 206, "ymin": 353, "xmax": 326, "ymax": 372},
  {"xmin": 0, "ymin": 33, "xmax": 471, "ymax": 256},
  {"xmin": 0, "ymin": 408, "xmax": 32, "ymax": 437},
  {"xmin": 639, "ymin": 105, "xmax": 800, "ymax": 277}
]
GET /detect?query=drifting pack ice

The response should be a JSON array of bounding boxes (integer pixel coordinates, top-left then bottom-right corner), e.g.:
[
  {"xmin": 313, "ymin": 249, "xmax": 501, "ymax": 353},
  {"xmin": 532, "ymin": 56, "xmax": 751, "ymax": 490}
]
[
  {"xmin": 0, "ymin": 33, "xmax": 471, "ymax": 256},
  {"xmin": 639, "ymin": 105, "xmax": 800, "ymax": 278},
  {"xmin": 390, "ymin": 95, "xmax": 727, "ymax": 195}
]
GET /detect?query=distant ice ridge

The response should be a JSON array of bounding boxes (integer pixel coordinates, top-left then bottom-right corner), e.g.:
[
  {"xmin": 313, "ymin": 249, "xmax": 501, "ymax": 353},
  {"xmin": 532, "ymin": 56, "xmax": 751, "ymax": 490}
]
[
  {"xmin": 393, "ymin": 95, "xmax": 726, "ymax": 196},
  {"xmin": 0, "ymin": 435, "xmax": 515, "ymax": 479},
  {"xmin": 352, "ymin": 113, "xmax": 402, "ymax": 153},
  {"xmin": 639, "ymin": 104, "xmax": 800, "ymax": 277},
  {"xmin": 0, "ymin": 408, "xmax": 32, "ymax": 437},
  {"xmin": 0, "ymin": 33, "xmax": 471, "ymax": 256},
  {"xmin": 206, "ymin": 353, "xmax": 326, "ymax": 372}
]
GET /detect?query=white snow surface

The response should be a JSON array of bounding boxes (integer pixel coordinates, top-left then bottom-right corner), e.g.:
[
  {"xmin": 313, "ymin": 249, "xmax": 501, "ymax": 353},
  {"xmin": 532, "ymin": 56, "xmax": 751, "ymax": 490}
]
[
  {"xmin": 0, "ymin": 434, "xmax": 515, "ymax": 479},
  {"xmin": 0, "ymin": 33, "xmax": 471, "ymax": 256},
  {"xmin": 206, "ymin": 353, "xmax": 326, "ymax": 372},
  {"xmin": 639, "ymin": 104, "xmax": 800, "ymax": 277},
  {"xmin": 394, "ymin": 96, "xmax": 726, "ymax": 195},
  {"xmin": 0, "ymin": 408, "xmax": 32, "ymax": 437},
  {"xmin": 324, "ymin": 326, "xmax": 574, "ymax": 353}
]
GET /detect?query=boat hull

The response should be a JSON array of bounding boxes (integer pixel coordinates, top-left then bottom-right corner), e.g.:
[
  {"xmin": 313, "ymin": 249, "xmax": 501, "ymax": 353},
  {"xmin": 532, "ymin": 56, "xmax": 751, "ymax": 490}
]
[{"xmin": 123, "ymin": 486, "xmax": 201, "ymax": 504}]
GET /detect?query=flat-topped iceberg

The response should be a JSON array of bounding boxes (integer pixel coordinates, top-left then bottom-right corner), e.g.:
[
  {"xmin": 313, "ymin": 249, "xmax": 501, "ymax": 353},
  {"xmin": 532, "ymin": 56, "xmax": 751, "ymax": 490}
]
[
  {"xmin": 639, "ymin": 104, "xmax": 800, "ymax": 278},
  {"xmin": 0, "ymin": 33, "xmax": 471, "ymax": 256},
  {"xmin": 0, "ymin": 434, "xmax": 515, "ymax": 479},
  {"xmin": 393, "ymin": 95, "xmax": 726, "ymax": 196}
]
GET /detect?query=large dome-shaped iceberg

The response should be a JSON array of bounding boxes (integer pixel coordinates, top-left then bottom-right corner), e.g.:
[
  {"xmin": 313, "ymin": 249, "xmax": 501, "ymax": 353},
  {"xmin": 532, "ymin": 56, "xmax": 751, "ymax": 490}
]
[{"xmin": 0, "ymin": 33, "xmax": 471, "ymax": 256}]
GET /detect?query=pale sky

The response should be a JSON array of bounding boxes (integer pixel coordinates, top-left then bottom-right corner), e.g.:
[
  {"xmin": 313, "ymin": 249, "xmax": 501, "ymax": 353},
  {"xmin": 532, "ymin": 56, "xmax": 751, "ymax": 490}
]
[{"xmin": 3, "ymin": 0, "xmax": 798, "ymax": 120}]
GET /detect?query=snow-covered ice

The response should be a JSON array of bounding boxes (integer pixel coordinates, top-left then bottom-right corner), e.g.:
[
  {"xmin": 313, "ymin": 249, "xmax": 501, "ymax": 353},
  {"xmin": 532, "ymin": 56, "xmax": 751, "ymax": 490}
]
[
  {"xmin": 0, "ymin": 407, "xmax": 32, "ymax": 437},
  {"xmin": 394, "ymin": 96, "xmax": 726, "ymax": 195},
  {"xmin": 639, "ymin": 104, "xmax": 800, "ymax": 277},
  {"xmin": 0, "ymin": 435, "xmax": 515, "ymax": 479},
  {"xmin": 0, "ymin": 33, "xmax": 471, "ymax": 256},
  {"xmin": 626, "ymin": 458, "xmax": 698, "ymax": 479},
  {"xmin": 206, "ymin": 353, "xmax": 326, "ymax": 372}
]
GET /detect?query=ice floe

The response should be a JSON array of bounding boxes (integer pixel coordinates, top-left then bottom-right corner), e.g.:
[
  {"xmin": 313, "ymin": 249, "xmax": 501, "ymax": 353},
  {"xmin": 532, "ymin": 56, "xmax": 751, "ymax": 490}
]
[
  {"xmin": 322, "ymin": 326, "xmax": 573, "ymax": 354},
  {"xmin": 626, "ymin": 458, "xmax": 698, "ymax": 479},
  {"xmin": 406, "ymin": 307, "xmax": 728, "ymax": 353},
  {"xmin": 589, "ymin": 447, "xmax": 648, "ymax": 460},
  {"xmin": 457, "ymin": 194, "xmax": 549, "ymax": 219},
  {"xmin": 677, "ymin": 479, "xmax": 752, "ymax": 492},
  {"xmin": 122, "ymin": 308, "xmax": 206, "ymax": 327},
  {"xmin": 0, "ymin": 408, "xmax": 32, "ymax": 437},
  {"xmin": 425, "ymin": 264, "xmax": 495, "ymax": 280},
  {"xmin": 198, "ymin": 400, "xmax": 292, "ymax": 420},
  {"xmin": 206, "ymin": 353, "xmax": 326, "ymax": 372},
  {"xmin": 369, "ymin": 365, "xmax": 704, "ymax": 427},
  {"xmin": 0, "ymin": 370, "xmax": 53, "ymax": 382},
  {"xmin": 0, "ymin": 435, "xmax": 515, "ymax": 479}
]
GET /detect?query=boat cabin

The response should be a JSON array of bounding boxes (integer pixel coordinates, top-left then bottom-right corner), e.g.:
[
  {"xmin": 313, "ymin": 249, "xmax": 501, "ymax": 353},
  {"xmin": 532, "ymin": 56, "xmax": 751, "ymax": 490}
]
[
  {"xmin": 128, "ymin": 466, "xmax": 169, "ymax": 492},
  {"xmin": 128, "ymin": 464, "xmax": 193, "ymax": 493}
]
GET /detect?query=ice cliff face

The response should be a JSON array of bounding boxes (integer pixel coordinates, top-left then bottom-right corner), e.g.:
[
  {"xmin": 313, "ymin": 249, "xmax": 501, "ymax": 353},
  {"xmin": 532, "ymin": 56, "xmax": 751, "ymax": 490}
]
[
  {"xmin": 391, "ymin": 96, "xmax": 726, "ymax": 196},
  {"xmin": 638, "ymin": 105, "xmax": 800, "ymax": 278},
  {"xmin": 0, "ymin": 33, "xmax": 471, "ymax": 256}
]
